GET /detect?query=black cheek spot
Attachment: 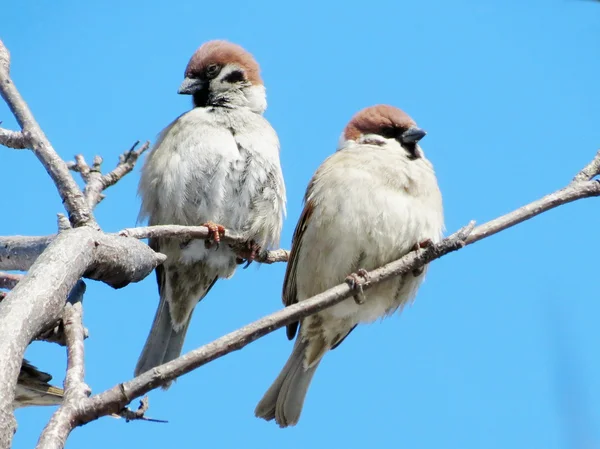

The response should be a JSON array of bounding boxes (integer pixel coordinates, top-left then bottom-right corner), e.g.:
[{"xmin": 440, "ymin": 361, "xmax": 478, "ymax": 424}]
[
  {"xmin": 223, "ymin": 70, "xmax": 245, "ymax": 84},
  {"xmin": 193, "ymin": 89, "xmax": 210, "ymax": 108},
  {"xmin": 403, "ymin": 142, "xmax": 420, "ymax": 160}
]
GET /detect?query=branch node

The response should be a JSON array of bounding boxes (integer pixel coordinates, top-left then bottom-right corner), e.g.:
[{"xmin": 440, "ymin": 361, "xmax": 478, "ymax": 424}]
[{"xmin": 57, "ymin": 213, "xmax": 72, "ymax": 231}]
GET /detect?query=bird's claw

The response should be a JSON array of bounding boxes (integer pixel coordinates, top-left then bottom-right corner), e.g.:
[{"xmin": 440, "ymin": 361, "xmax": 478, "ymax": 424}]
[
  {"xmin": 411, "ymin": 239, "xmax": 433, "ymax": 252},
  {"xmin": 410, "ymin": 239, "xmax": 432, "ymax": 276},
  {"xmin": 345, "ymin": 268, "xmax": 370, "ymax": 304},
  {"xmin": 236, "ymin": 241, "xmax": 262, "ymax": 268},
  {"xmin": 202, "ymin": 221, "xmax": 226, "ymax": 249}
]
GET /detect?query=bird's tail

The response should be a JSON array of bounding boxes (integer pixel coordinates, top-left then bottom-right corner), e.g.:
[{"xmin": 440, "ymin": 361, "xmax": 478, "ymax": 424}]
[
  {"xmin": 14, "ymin": 384, "xmax": 64, "ymax": 408},
  {"xmin": 15, "ymin": 361, "xmax": 64, "ymax": 408},
  {"xmin": 255, "ymin": 339, "xmax": 320, "ymax": 427},
  {"xmin": 134, "ymin": 292, "xmax": 192, "ymax": 379}
]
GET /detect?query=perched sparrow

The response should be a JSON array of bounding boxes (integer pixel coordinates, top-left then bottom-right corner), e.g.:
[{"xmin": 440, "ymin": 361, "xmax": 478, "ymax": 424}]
[
  {"xmin": 14, "ymin": 359, "xmax": 63, "ymax": 408},
  {"xmin": 255, "ymin": 105, "xmax": 444, "ymax": 427},
  {"xmin": 135, "ymin": 40, "xmax": 286, "ymax": 377}
]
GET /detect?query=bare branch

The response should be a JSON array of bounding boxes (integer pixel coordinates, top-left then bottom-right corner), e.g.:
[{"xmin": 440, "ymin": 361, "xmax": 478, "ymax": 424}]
[
  {"xmin": 0, "ymin": 127, "xmax": 27, "ymax": 149},
  {"xmin": 0, "ymin": 230, "xmax": 93, "ymax": 444},
  {"xmin": 56, "ymin": 214, "xmax": 71, "ymax": 231},
  {"xmin": 0, "ymin": 228, "xmax": 164, "ymax": 447},
  {"xmin": 34, "ymin": 321, "xmax": 89, "ymax": 347},
  {"xmin": 66, "ymin": 155, "xmax": 91, "ymax": 182},
  {"xmin": 0, "ymin": 41, "xmax": 9, "ymax": 73},
  {"xmin": 27, "ymin": 149, "xmax": 599, "ymax": 432},
  {"xmin": 0, "ymin": 272, "xmax": 86, "ymax": 346},
  {"xmin": 120, "ymin": 225, "xmax": 290, "ymax": 264},
  {"xmin": 0, "ymin": 232, "xmax": 165, "ymax": 286},
  {"xmin": 0, "ymin": 224, "xmax": 288, "ymax": 273},
  {"xmin": 0, "ymin": 39, "xmax": 92, "ymax": 228},
  {"xmin": 98, "ymin": 141, "xmax": 150, "ymax": 192},
  {"xmin": 0, "ymin": 235, "xmax": 56, "ymax": 271},
  {"xmin": 467, "ymin": 152, "xmax": 600, "ymax": 245},
  {"xmin": 0, "ymin": 272, "xmax": 23, "ymax": 290},
  {"xmin": 68, "ymin": 141, "xmax": 151, "ymax": 209},
  {"xmin": 62, "ymin": 281, "xmax": 88, "ymax": 398},
  {"xmin": 37, "ymin": 281, "xmax": 88, "ymax": 449},
  {"xmin": 44, "ymin": 224, "xmax": 471, "ymax": 426},
  {"xmin": 116, "ymin": 397, "xmax": 168, "ymax": 423},
  {"xmin": 573, "ymin": 149, "xmax": 600, "ymax": 183}
]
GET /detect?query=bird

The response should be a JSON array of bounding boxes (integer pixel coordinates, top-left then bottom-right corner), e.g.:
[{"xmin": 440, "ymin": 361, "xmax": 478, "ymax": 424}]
[
  {"xmin": 14, "ymin": 359, "xmax": 63, "ymax": 408},
  {"xmin": 255, "ymin": 104, "xmax": 444, "ymax": 427},
  {"xmin": 135, "ymin": 40, "xmax": 286, "ymax": 378}
]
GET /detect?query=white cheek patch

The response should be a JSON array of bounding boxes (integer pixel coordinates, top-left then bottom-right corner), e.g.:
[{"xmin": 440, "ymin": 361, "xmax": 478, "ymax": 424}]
[{"xmin": 357, "ymin": 134, "xmax": 387, "ymax": 146}]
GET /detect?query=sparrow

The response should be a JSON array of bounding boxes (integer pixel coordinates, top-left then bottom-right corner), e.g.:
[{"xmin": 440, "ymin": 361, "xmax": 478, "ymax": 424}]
[
  {"xmin": 14, "ymin": 359, "xmax": 63, "ymax": 408},
  {"xmin": 255, "ymin": 105, "xmax": 444, "ymax": 427},
  {"xmin": 135, "ymin": 40, "xmax": 286, "ymax": 377}
]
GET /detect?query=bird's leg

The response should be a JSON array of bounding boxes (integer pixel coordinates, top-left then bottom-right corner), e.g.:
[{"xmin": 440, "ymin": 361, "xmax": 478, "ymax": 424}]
[
  {"xmin": 410, "ymin": 238, "xmax": 433, "ymax": 276},
  {"xmin": 236, "ymin": 240, "xmax": 262, "ymax": 268},
  {"xmin": 202, "ymin": 221, "xmax": 226, "ymax": 249},
  {"xmin": 345, "ymin": 268, "xmax": 371, "ymax": 304}
]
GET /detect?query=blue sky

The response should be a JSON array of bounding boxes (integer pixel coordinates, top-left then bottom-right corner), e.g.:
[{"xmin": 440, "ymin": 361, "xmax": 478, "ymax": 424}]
[{"xmin": 2, "ymin": 0, "xmax": 599, "ymax": 447}]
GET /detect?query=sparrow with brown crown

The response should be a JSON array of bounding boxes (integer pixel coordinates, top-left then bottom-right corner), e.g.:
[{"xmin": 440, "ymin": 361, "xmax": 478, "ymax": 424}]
[
  {"xmin": 135, "ymin": 41, "xmax": 286, "ymax": 378},
  {"xmin": 255, "ymin": 105, "xmax": 444, "ymax": 427}
]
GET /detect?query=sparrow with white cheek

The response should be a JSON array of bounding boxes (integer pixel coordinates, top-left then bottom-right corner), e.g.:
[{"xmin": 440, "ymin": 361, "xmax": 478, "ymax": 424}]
[
  {"xmin": 14, "ymin": 359, "xmax": 63, "ymax": 408},
  {"xmin": 255, "ymin": 105, "xmax": 444, "ymax": 427},
  {"xmin": 135, "ymin": 40, "xmax": 286, "ymax": 377}
]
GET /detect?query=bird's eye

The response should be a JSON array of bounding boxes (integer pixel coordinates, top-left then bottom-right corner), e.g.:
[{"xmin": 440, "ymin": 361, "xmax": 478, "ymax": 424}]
[{"xmin": 205, "ymin": 64, "xmax": 221, "ymax": 78}]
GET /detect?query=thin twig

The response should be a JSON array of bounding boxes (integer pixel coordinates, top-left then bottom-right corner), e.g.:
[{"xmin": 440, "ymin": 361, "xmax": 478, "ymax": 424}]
[
  {"xmin": 68, "ymin": 141, "xmax": 151, "ymax": 209},
  {"xmin": 36, "ymin": 281, "xmax": 88, "ymax": 449},
  {"xmin": 117, "ymin": 397, "xmax": 168, "ymax": 423},
  {"xmin": 62, "ymin": 282, "xmax": 88, "ymax": 399},
  {"xmin": 573, "ymin": 149, "xmax": 600, "ymax": 183},
  {"xmin": 119, "ymin": 225, "xmax": 290, "ymax": 264}
]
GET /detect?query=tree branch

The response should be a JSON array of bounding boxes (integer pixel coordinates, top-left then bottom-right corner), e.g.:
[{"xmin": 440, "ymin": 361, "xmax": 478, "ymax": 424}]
[
  {"xmin": 0, "ymin": 272, "xmax": 88, "ymax": 346},
  {"xmin": 120, "ymin": 225, "xmax": 290, "ymax": 264},
  {"xmin": 0, "ymin": 272, "xmax": 23, "ymax": 290},
  {"xmin": 0, "ymin": 127, "xmax": 26, "ymax": 149},
  {"xmin": 0, "ymin": 232, "xmax": 165, "ymax": 286},
  {"xmin": 28, "ymin": 149, "xmax": 600, "ymax": 433},
  {"xmin": 67, "ymin": 141, "xmax": 151, "ymax": 209},
  {"xmin": 0, "ymin": 224, "xmax": 288, "ymax": 273},
  {"xmin": 29, "ymin": 223, "xmax": 473, "ymax": 442},
  {"xmin": 0, "ymin": 235, "xmax": 55, "ymax": 271},
  {"xmin": 0, "ymin": 228, "xmax": 164, "ymax": 447},
  {"xmin": 0, "ymin": 39, "xmax": 93, "ymax": 228},
  {"xmin": 37, "ymin": 281, "xmax": 89, "ymax": 449}
]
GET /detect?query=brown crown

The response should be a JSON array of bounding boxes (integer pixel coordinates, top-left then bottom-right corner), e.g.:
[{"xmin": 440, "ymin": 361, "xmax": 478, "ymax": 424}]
[
  {"xmin": 343, "ymin": 105, "xmax": 417, "ymax": 141},
  {"xmin": 184, "ymin": 40, "xmax": 262, "ymax": 85}
]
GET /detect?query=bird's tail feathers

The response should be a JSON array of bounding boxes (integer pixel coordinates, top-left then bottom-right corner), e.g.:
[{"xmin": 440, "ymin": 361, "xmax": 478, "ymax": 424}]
[
  {"xmin": 255, "ymin": 338, "xmax": 321, "ymax": 427},
  {"xmin": 134, "ymin": 291, "xmax": 193, "ymax": 383}
]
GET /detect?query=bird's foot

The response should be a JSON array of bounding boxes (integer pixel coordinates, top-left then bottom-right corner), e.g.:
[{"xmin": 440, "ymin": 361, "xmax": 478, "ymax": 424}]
[
  {"xmin": 202, "ymin": 221, "xmax": 226, "ymax": 249},
  {"xmin": 345, "ymin": 268, "xmax": 370, "ymax": 304},
  {"xmin": 410, "ymin": 239, "xmax": 433, "ymax": 276},
  {"xmin": 411, "ymin": 239, "xmax": 433, "ymax": 252},
  {"xmin": 236, "ymin": 241, "xmax": 262, "ymax": 268}
]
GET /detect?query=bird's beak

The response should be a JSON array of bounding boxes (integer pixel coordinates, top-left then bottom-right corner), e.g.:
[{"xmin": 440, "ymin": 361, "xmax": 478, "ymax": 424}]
[
  {"xmin": 178, "ymin": 77, "xmax": 205, "ymax": 95},
  {"xmin": 400, "ymin": 127, "xmax": 427, "ymax": 144}
]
